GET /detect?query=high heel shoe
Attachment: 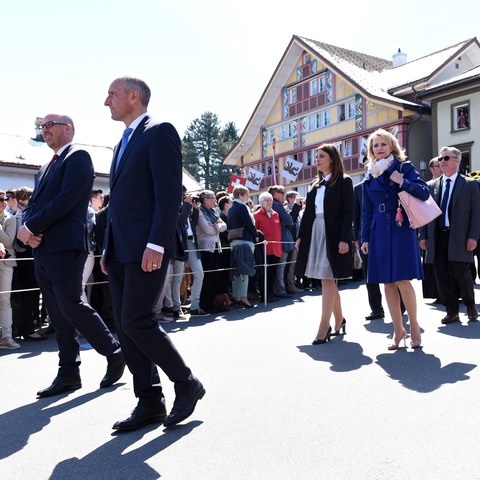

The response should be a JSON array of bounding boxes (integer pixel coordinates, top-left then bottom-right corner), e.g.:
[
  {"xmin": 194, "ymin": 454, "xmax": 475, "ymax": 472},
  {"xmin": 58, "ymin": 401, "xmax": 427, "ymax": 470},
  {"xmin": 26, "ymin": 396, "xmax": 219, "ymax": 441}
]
[
  {"xmin": 312, "ymin": 326, "xmax": 332, "ymax": 345},
  {"xmin": 331, "ymin": 318, "xmax": 346, "ymax": 336},
  {"xmin": 410, "ymin": 337, "xmax": 422, "ymax": 349},
  {"xmin": 387, "ymin": 328, "xmax": 407, "ymax": 350}
]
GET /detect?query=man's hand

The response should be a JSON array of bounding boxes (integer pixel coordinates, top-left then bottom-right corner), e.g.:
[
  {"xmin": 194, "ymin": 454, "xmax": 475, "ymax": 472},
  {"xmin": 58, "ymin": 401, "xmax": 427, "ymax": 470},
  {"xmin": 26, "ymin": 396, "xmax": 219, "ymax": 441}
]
[
  {"xmin": 184, "ymin": 194, "xmax": 193, "ymax": 204},
  {"xmin": 466, "ymin": 238, "xmax": 477, "ymax": 252},
  {"xmin": 419, "ymin": 239, "xmax": 428, "ymax": 251},
  {"xmin": 27, "ymin": 235, "xmax": 43, "ymax": 249},
  {"xmin": 142, "ymin": 247, "xmax": 163, "ymax": 273},
  {"xmin": 17, "ymin": 225, "xmax": 32, "ymax": 244}
]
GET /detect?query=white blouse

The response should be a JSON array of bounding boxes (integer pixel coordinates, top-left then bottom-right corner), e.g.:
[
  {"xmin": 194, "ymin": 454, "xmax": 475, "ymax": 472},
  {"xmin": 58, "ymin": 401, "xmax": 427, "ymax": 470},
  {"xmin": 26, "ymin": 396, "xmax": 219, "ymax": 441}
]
[{"xmin": 314, "ymin": 173, "xmax": 332, "ymax": 215}]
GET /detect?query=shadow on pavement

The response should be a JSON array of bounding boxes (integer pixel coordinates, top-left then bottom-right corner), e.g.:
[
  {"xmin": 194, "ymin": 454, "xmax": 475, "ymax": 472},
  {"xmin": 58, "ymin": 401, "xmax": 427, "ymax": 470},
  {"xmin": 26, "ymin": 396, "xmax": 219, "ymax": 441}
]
[
  {"xmin": 0, "ymin": 386, "xmax": 123, "ymax": 460},
  {"xmin": 297, "ymin": 340, "xmax": 373, "ymax": 372},
  {"xmin": 437, "ymin": 321, "xmax": 480, "ymax": 339},
  {"xmin": 376, "ymin": 349, "xmax": 477, "ymax": 392},
  {"xmin": 49, "ymin": 420, "xmax": 202, "ymax": 480}
]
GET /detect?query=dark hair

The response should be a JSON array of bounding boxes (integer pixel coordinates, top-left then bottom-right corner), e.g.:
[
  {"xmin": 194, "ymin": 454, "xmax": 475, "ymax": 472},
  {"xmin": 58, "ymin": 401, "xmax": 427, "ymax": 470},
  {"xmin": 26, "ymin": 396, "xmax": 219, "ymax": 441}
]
[
  {"xmin": 314, "ymin": 143, "xmax": 345, "ymax": 186},
  {"xmin": 218, "ymin": 196, "xmax": 232, "ymax": 211},
  {"xmin": 15, "ymin": 186, "xmax": 33, "ymax": 201},
  {"xmin": 216, "ymin": 190, "xmax": 229, "ymax": 201},
  {"xmin": 268, "ymin": 185, "xmax": 285, "ymax": 196}
]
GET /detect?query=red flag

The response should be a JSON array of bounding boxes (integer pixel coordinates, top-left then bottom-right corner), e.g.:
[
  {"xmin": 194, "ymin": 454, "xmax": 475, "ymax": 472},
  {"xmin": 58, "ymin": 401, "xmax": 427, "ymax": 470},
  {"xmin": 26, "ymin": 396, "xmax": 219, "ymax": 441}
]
[{"xmin": 228, "ymin": 174, "xmax": 246, "ymax": 193}]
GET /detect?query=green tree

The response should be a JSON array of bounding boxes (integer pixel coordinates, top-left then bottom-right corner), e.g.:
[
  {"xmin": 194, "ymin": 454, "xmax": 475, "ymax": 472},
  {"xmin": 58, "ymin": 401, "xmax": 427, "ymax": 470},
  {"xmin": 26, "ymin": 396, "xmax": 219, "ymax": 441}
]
[{"xmin": 183, "ymin": 112, "xmax": 238, "ymax": 192}]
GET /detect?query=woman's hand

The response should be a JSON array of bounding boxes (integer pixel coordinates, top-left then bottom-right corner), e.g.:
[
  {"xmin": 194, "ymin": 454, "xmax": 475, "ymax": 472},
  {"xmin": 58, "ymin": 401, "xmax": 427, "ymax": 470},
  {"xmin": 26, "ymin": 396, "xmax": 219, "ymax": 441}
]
[
  {"xmin": 338, "ymin": 241, "xmax": 349, "ymax": 254},
  {"xmin": 361, "ymin": 242, "xmax": 369, "ymax": 255},
  {"xmin": 390, "ymin": 170, "xmax": 404, "ymax": 186}
]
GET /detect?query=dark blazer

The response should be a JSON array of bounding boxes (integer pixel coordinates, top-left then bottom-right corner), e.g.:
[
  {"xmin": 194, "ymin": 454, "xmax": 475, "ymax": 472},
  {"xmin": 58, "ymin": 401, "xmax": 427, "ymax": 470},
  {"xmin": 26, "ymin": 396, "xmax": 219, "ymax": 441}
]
[
  {"xmin": 296, "ymin": 174, "xmax": 353, "ymax": 278},
  {"xmin": 173, "ymin": 202, "xmax": 192, "ymax": 261},
  {"xmin": 419, "ymin": 174, "xmax": 480, "ymax": 263},
  {"xmin": 227, "ymin": 200, "xmax": 258, "ymax": 243},
  {"xmin": 104, "ymin": 117, "xmax": 182, "ymax": 263},
  {"xmin": 23, "ymin": 145, "xmax": 93, "ymax": 253}
]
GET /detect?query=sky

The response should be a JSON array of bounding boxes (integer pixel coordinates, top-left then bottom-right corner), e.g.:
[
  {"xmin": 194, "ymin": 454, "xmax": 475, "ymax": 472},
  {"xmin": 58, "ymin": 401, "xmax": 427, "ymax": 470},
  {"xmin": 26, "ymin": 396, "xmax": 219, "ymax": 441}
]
[{"xmin": 1, "ymin": 0, "xmax": 479, "ymax": 150}]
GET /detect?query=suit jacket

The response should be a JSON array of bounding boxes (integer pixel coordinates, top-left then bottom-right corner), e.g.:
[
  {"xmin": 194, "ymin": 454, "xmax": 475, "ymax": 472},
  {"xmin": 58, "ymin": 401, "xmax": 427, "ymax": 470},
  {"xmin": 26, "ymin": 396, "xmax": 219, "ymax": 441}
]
[
  {"xmin": 296, "ymin": 174, "xmax": 353, "ymax": 278},
  {"xmin": 104, "ymin": 116, "xmax": 182, "ymax": 263},
  {"xmin": 23, "ymin": 145, "xmax": 93, "ymax": 254},
  {"xmin": 419, "ymin": 174, "xmax": 480, "ymax": 263}
]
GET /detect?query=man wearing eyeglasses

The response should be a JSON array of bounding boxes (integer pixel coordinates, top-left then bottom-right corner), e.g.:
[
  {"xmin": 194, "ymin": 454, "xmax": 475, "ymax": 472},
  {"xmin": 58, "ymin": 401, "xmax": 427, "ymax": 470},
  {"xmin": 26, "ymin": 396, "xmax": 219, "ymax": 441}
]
[
  {"xmin": 16, "ymin": 114, "xmax": 125, "ymax": 397},
  {"xmin": 428, "ymin": 158, "xmax": 442, "ymax": 180},
  {"xmin": 419, "ymin": 147, "xmax": 480, "ymax": 324}
]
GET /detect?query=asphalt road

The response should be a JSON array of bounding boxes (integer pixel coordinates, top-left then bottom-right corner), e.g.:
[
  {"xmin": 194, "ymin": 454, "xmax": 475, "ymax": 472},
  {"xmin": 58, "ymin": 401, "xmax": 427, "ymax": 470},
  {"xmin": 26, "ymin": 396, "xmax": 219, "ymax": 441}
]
[{"xmin": 1, "ymin": 279, "xmax": 480, "ymax": 480}]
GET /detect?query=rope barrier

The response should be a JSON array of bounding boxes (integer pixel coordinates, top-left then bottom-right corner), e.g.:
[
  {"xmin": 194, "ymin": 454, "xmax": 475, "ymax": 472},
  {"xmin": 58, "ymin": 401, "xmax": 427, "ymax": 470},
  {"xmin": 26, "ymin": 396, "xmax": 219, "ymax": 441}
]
[{"xmin": 0, "ymin": 240, "xmax": 300, "ymax": 296}]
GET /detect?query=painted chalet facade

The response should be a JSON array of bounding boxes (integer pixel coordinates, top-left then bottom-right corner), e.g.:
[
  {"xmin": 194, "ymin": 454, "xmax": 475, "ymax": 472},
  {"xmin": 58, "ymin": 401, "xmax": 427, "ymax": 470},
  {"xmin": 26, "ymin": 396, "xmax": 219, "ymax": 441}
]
[{"xmin": 225, "ymin": 35, "xmax": 480, "ymax": 199}]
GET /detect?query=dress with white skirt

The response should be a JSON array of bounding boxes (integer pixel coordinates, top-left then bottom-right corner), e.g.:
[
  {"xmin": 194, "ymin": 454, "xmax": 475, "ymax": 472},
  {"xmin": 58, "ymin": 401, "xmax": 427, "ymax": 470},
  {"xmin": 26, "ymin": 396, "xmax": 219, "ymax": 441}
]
[{"xmin": 304, "ymin": 179, "xmax": 335, "ymax": 280}]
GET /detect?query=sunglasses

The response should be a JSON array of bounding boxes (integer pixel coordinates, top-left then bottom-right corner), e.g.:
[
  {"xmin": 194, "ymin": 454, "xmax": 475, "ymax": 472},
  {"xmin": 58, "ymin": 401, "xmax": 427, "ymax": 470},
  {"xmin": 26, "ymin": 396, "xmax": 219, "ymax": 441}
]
[
  {"xmin": 0, "ymin": 198, "xmax": 7, "ymax": 202},
  {"xmin": 439, "ymin": 155, "xmax": 456, "ymax": 162}
]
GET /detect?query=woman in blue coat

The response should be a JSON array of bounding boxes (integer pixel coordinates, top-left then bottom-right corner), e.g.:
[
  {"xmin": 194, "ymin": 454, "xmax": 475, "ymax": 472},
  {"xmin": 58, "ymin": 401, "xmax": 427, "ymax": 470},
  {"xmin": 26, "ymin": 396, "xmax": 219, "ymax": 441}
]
[{"xmin": 361, "ymin": 129, "xmax": 427, "ymax": 350}]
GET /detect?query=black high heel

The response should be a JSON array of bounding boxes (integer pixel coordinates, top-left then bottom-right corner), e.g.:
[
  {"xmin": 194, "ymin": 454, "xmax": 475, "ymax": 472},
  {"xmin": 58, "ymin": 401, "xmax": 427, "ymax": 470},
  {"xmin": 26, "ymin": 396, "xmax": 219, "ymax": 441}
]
[
  {"xmin": 331, "ymin": 318, "xmax": 346, "ymax": 336},
  {"xmin": 312, "ymin": 326, "xmax": 332, "ymax": 345}
]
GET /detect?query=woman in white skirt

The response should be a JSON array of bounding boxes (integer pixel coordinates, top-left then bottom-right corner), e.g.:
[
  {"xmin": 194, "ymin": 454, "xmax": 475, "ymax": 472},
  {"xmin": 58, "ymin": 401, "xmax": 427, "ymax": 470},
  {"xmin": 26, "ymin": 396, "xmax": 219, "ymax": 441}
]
[{"xmin": 295, "ymin": 144, "xmax": 354, "ymax": 344}]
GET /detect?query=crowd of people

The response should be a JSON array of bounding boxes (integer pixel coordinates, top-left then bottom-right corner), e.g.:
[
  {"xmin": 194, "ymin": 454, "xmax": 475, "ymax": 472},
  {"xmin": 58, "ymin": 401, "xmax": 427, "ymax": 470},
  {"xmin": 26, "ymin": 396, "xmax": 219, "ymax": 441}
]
[{"xmin": 1, "ymin": 130, "xmax": 479, "ymax": 357}]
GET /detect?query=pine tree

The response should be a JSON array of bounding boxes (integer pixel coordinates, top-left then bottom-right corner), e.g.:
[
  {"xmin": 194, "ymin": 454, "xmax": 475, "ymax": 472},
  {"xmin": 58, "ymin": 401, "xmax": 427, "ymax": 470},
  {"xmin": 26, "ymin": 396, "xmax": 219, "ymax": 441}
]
[{"xmin": 182, "ymin": 112, "xmax": 238, "ymax": 192}]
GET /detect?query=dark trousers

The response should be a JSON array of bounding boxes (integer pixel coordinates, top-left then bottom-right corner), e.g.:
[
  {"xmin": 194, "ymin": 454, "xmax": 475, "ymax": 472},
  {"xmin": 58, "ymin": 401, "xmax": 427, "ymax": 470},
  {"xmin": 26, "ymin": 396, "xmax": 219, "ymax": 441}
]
[
  {"xmin": 258, "ymin": 254, "xmax": 279, "ymax": 298},
  {"xmin": 434, "ymin": 230, "xmax": 475, "ymax": 314},
  {"xmin": 34, "ymin": 250, "xmax": 119, "ymax": 377},
  {"xmin": 106, "ymin": 250, "xmax": 193, "ymax": 403},
  {"xmin": 14, "ymin": 249, "xmax": 41, "ymax": 336},
  {"xmin": 360, "ymin": 250, "xmax": 383, "ymax": 313},
  {"xmin": 200, "ymin": 251, "xmax": 224, "ymax": 311}
]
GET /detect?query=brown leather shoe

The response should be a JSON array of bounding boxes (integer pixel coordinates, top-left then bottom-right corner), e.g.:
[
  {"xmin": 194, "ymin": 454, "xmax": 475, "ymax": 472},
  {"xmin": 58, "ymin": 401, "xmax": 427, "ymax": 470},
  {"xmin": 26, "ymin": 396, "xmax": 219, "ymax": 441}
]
[{"xmin": 441, "ymin": 313, "xmax": 460, "ymax": 325}]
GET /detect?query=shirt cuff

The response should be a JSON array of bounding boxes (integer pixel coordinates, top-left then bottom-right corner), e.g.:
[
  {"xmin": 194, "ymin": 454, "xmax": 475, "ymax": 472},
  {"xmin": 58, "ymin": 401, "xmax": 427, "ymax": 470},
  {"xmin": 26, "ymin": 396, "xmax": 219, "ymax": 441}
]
[
  {"xmin": 24, "ymin": 224, "xmax": 34, "ymax": 236},
  {"xmin": 147, "ymin": 243, "xmax": 164, "ymax": 253}
]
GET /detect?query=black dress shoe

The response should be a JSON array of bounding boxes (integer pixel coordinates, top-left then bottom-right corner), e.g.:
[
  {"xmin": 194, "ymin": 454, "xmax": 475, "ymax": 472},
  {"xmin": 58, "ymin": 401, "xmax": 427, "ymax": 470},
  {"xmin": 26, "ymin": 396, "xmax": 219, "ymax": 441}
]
[
  {"xmin": 467, "ymin": 306, "xmax": 479, "ymax": 321},
  {"xmin": 37, "ymin": 376, "xmax": 81, "ymax": 398},
  {"xmin": 441, "ymin": 313, "xmax": 460, "ymax": 324},
  {"xmin": 365, "ymin": 311, "xmax": 385, "ymax": 320},
  {"xmin": 22, "ymin": 333, "xmax": 47, "ymax": 341},
  {"xmin": 164, "ymin": 380, "xmax": 205, "ymax": 427},
  {"xmin": 43, "ymin": 325, "xmax": 55, "ymax": 335},
  {"xmin": 113, "ymin": 403, "xmax": 167, "ymax": 431},
  {"xmin": 100, "ymin": 351, "xmax": 126, "ymax": 388}
]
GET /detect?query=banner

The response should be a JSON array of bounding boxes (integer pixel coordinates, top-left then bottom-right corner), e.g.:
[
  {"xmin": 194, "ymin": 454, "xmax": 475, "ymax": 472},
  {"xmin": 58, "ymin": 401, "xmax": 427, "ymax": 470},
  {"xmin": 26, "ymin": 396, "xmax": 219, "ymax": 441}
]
[
  {"xmin": 281, "ymin": 157, "xmax": 303, "ymax": 182},
  {"xmin": 227, "ymin": 174, "xmax": 246, "ymax": 193},
  {"xmin": 245, "ymin": 168, "xmax": 264, "ymax": 191}
]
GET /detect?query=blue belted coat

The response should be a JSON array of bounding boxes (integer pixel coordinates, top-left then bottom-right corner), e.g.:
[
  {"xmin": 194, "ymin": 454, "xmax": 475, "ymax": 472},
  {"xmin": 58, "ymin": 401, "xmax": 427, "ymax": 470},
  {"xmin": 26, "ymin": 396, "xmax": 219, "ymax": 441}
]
[{"xmin": 361, "ymin": 158, "xmax": 428, "ymax": 283}]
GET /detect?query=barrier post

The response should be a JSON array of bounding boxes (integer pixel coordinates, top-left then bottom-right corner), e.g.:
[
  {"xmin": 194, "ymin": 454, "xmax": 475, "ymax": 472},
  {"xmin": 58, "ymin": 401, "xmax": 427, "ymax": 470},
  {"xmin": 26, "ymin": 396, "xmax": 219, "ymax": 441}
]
[{"xmin": 263, "ymin": 240, "xmax": 268, "ymax": 307}]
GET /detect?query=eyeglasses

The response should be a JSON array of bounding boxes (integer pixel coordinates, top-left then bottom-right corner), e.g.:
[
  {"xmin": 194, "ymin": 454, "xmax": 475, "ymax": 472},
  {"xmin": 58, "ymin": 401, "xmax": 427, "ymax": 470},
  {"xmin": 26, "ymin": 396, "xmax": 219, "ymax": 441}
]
[
  {"xmin": 0, "ymin": 198, "xmax": 7, "ymax": 202},
  {"xmin": 439, "ymin": 155, "xmax": 456, "ymax": 162},
  {"xmin": 40, "ymin": 121, "xmax": 68, "ymax": 131}
]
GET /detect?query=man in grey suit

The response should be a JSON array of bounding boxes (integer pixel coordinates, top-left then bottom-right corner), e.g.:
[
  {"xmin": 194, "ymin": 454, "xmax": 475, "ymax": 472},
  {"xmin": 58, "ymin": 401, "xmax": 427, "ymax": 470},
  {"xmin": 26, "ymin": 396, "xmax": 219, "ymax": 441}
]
[{"xmin": 419, "ymin": 146, "xmax": 480, "ymax": 324}]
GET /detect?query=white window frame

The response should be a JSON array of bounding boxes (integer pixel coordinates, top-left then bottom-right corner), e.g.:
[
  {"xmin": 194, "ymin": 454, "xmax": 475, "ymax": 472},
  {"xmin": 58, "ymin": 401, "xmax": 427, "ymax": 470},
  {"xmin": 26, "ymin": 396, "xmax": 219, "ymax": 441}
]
[
  {"xmin": 289, "ymin": 87, "xmax": 297, "ymax": 104},
  {"xmin": 344, "ymin": 139, "xmax": 352, "ymax": 157},
  {"xmin": 311, "ymin": 78, "xmax": 318, "ymax": 96}
]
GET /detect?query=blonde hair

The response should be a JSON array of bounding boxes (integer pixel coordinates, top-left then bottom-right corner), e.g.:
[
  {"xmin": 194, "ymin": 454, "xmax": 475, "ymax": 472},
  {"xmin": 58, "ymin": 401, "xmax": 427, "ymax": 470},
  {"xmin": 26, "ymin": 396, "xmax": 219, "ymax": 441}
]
[{"xmin": 367, "ymin": 129, "xmax": 406, "ymax": 163}]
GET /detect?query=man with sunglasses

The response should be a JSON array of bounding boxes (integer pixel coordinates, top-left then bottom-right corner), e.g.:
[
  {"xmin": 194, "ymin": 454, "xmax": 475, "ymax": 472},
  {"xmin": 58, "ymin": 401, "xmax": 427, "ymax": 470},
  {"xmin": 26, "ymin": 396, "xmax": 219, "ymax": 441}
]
[
  {"xmin": 16, "ymin": 114, "xmax": 125, "ymax": 397},
  {"xmin": 419, "ymin": 147, "xmax": 480, "ymax": 324}
]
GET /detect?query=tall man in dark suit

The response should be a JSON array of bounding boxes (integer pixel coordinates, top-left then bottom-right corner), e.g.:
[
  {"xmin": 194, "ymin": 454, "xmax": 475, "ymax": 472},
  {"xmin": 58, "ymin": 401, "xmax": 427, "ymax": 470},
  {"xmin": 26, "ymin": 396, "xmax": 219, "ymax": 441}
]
[
  {"xmin": 17, "ymin": 114, "xmax": 125, "ymax": 397},
  {"xmin": 102, "ymin": 77, "xmax": 204, "ymax": 431},
  {"xmin": 353, "ymin": 180, "xmax": 384, "ymax": 320},
  {"xmin": 419, "ymin": 146, "xmax": 480, "ymax": 324}
]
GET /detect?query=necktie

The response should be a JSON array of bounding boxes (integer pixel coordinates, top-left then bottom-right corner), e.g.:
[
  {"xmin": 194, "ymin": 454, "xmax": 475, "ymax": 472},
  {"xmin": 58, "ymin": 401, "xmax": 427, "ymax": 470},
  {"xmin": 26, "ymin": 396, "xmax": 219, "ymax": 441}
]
[
  {"xmin": 439, "ymin": 178, "xmax": 451, "ymax": 228},
  {"xmin": 116, "ymin": 127, "xmax": 133, "ymax": 168},
  {"xmin": 44, "ymin": 154, "xmax": 59, "ymax": 178}
]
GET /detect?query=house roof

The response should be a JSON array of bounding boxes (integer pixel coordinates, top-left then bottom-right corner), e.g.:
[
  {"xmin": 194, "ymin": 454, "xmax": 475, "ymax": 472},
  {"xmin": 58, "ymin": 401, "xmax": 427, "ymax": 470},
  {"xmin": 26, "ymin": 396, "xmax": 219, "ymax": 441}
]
[
  {"xmin": 0, "ymin": 131, "xmax": 204, "ymax": 191},
  {"xmin": 419, "ymin": 64, "xmax": 480, "ymax": 96},
  {"xmin": 379, "ymin": 38, "xmax": 479, "ymax": 92},
  {"xmin": 0, "ymin": 131, "xmax": 113, "ymax": 176},
  {"xmin": 224, "ymin": 35, "xmax": 480, "ymax": 166}
]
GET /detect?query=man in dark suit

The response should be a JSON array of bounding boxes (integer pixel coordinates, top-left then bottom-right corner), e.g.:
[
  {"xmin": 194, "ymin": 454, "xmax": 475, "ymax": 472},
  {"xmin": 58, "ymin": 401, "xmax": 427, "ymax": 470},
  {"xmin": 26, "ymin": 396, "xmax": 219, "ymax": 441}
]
[
  {"xmin": 419, "ymin": 146, "xmax": 480, "ymax": 324},
  {"xmin": 102, "ymin": 77, "xmax": 204, "ymax": 431},
  {"xmin": 17, "ymin": 114, "xmax": 125, "ymax": 397},
  {"xmin": 353, "ymin": 180, "xmax": 384, "ymax": 320}
]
